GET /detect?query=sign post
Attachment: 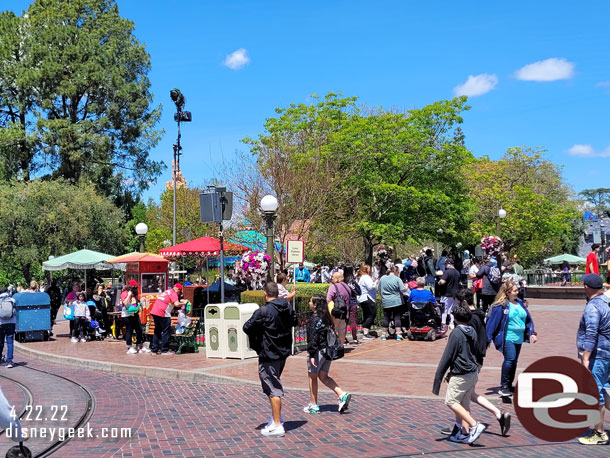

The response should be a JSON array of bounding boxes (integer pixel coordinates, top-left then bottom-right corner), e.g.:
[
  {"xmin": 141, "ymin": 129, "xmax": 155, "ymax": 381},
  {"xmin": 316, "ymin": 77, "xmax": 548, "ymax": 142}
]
[{"xmin": 287, "ymin": 241, "xmax": 305, "ymax": 355}]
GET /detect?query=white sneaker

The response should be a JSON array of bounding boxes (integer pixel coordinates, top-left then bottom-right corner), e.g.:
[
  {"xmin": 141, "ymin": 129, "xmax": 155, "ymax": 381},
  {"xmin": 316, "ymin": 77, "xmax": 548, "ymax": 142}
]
[
  {"xmin": 264, "ymin": 415, "xmax": 284, "ymax": 431},
  {"xmin": 126, "ymin": 347, "xmax": 138, "ymax": 354},
  {"xmin": 80, "ymin": 338, "xmax": 87, "ymax": 343},
  {"xmin": 71, "ymin": 337, "xmax": 78, "ymax": 343},
  {"xmin": 468, "ymin": 422, "xmax": 487, "ymax": 444},
  {"xmin": 261, "ymin": 423, "xmax": 285, "ymax": 437},
  {"xmin": 139, "ymin": 346, "xmax": 152, "ymax": 353}
]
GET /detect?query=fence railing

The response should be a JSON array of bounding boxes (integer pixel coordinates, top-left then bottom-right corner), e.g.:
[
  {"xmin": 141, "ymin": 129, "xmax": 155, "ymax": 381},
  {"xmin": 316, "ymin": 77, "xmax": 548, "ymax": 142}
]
[{"xmin": 525, "ymin": 270, "xmax": 587, "ymax": 287}]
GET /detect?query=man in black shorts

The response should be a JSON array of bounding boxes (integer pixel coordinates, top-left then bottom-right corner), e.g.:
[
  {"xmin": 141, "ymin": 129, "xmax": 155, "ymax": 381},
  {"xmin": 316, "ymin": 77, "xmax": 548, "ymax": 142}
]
[{"xmin": 243, "ymin": 282, "xmax": 297, "ymax": 437}]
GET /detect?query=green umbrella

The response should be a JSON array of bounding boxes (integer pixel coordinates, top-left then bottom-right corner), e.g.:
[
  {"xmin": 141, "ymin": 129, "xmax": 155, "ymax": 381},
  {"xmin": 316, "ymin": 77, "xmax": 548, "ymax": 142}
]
[
  {"xmin": 42, "ymin": 249, "xmax": 122, "ymax": 290},
  {"xmin": 543, "ymin": 254, "xmax": 587, "ymax": 264}
]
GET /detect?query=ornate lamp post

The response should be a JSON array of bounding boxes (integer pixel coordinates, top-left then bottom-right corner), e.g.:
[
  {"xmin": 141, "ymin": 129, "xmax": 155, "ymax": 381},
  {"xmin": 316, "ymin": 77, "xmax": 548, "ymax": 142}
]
[
  {"xmin": 260, "ymin": 195, "xmax": 279, "ymax": 281},
  {"xmin": 135, "ymin": 223, "xmax": 148, "ymax": 253}
]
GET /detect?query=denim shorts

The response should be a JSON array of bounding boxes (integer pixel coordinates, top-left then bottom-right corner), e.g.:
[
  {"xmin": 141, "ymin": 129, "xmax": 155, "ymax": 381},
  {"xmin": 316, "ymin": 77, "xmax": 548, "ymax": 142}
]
[{"xmin": 590, "ymin": 358, "xmax": 610, "ymax": 405}]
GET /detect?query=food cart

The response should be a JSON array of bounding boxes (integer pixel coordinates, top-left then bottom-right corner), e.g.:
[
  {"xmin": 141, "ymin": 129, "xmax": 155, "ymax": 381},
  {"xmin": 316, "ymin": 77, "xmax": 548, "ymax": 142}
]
[{"xmin": 107, "ymin": 253, "xmax": 169, "ymax": 325}]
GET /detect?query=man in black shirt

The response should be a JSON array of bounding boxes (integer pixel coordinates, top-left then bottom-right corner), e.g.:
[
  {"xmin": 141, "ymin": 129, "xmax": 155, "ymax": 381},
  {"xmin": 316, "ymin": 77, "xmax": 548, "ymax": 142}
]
[{"xmin": 439, "ymin": 260, "xmax": 461, "ymax": 329}]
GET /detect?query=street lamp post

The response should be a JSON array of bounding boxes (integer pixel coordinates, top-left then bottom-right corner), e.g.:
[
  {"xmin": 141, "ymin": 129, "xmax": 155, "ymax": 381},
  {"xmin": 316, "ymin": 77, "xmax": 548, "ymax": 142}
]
[
  {"xmin": 261, "ymin": 195, "xmax": 279, "ymax": 282},
  {"xmin": 497, "ymin": 208, "xmax": 507, "ymax": 236},
  {"xmin": 135, "ymin": 223, "xmax": 148, "ymax": 253}
]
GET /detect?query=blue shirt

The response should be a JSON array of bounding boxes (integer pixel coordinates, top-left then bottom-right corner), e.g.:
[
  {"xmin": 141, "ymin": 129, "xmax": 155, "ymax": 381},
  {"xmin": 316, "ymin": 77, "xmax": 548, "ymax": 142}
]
[
  {"xmin": 577, "ymin": 294, "xmax": 610, "ymax": 361},
  {"xmin": 295, "ymin": 267, "xmax": 310, "ymax": 282},
  {"xmin": 408, "ymin": 288, "xmax": 436, "ymax": 304},
  {"xmin": 505, "ymin": 302, "xmax": 527, "ymax": 343}
]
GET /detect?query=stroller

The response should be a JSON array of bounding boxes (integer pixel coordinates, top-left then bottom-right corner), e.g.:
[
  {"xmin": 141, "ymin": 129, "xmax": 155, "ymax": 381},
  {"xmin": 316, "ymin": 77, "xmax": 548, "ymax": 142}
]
[
  {"xmin": 86, "ymin": 301, "xmax": 106, "ymax": 340},
  {"xmin": 406, "ymin": 301, "xmax": 447, "ymax": 341}
]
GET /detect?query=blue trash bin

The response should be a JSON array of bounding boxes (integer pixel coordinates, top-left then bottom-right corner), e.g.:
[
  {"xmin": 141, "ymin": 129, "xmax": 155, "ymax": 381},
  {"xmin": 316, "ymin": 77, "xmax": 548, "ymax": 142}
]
[{"xmin": 13, "ymin": 292, "xmax": 52, "ymax": 342}]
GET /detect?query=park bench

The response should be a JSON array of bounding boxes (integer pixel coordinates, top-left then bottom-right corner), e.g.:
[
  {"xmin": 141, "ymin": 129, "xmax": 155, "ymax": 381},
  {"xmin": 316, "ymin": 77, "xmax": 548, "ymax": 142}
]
[{"xmin": 144, "ymin": 315, "xmax": 202, "ymax": 354}]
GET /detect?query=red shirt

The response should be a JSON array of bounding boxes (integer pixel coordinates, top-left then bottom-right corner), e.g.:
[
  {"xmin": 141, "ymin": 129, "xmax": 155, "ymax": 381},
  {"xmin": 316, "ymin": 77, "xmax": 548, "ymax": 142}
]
[
  {"xmin": 150, "ymin": 289, "xmax": 179, "ymax": 317},
  {"xmin": 586, "ymin": 252, "xmax": 599, "ymax": 274}
]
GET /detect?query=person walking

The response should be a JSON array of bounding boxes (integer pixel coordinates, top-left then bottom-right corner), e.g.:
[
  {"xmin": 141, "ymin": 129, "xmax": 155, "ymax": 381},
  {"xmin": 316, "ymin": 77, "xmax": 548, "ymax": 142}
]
[
  {"xmin": 378, "ymin": 265, "xmax": 407, "ymax": 341},
  {"xmin": 0, "ymin": 288, "xmax": 17, "ymax": 368},
  {"xmin": 357, "ymin": 264, "xmax": 378, "ymax": 340},
  {"xmin": 432, "ymin": 302, "xmax": 487, "ymax": 444},
  {"xmin": 149, "ymin": 283, "xmax": 186, "ymax": 355},
  {"xmin": 439, "ymin": 289, "xmax": 511, "ymax": 437},
  {"xmin": 576, "ymin": 274, "xmax": 610, "ymax": 445},
  {"xmin": 586, "ymin": 244, "xmax": 601, "ymax": 275},
  {"xmin": 243, "ymin": 282, "xmax": 297, "ymax": 437},
  {"xmin": 303, "ymin": 294, "xmax": 352, "ymax": 414},
  {"xmin": 438, "ymin": 260, "xmax": 460, "ymax": 329},
  {"xmin": 475, "ymin": 257, "xmax": 502, "ymax": 314},
  {"xmin": 326, "ymin": 272, "xmax": 351, "ymax": 345},
  {"xmin": 486, "ymin": 280, "xmax": 537, "ymax": 397}
]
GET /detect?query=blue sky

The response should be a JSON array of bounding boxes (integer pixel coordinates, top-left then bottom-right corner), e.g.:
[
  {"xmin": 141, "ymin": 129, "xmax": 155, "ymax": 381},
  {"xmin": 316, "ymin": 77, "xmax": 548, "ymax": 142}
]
[{"xmin": 6, "ymin": 1, "xmax": 610, "ymax": 201}]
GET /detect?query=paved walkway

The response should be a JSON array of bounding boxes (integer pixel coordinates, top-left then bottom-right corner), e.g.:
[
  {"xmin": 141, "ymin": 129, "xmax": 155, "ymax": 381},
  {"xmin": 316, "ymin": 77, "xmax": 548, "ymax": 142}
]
[{"xmin": 5, "ymin": 298, "xmax": 607, "ymax": 457}]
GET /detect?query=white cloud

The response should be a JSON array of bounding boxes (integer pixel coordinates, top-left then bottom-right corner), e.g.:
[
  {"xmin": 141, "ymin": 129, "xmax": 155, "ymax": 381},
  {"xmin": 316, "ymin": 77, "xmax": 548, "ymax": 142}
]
[
  {"xmin": 567, "ymin": 144, "xmax": 610, "ymax": 157},
  {"xmin": 453, "ymin": 73, "xmax": 498, "ymax": 97},
  {"xmin": 514, "ymin": 57, "xmax": 574, "ymax": 82},
  {"xmin": 223, "ymin": 48, "xmax": 250, "ymax": 70}
]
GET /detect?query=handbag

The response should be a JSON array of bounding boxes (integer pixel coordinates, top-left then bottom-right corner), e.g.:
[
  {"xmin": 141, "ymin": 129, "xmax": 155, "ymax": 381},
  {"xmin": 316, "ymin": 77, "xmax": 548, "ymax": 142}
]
[
  {"xmin": 473, "ymin": 278, "xmax": 483, "ymax": 293},
  {"xmin": 63, "ymin": 304, "xmax": 75, "ymax": 320}
]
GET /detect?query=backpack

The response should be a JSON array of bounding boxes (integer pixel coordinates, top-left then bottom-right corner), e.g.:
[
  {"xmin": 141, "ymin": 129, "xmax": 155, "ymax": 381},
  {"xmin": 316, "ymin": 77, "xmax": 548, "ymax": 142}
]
[
  {"xmin": 321, "ymin": 326, "xmax": 344, "ymax": 361},
  {"xmin": 0, "ymin": 298, "xmax": 15, "ymax": 320},
  {"xmin": 488, "ymin": 266, "xmax": 502, "ymax": 284},
  {"xmin": 330, "ymin": 283, "xmax": 348, "ymax": 319},
  {"xmin": 349, "ymin": 280, "xmax": 362, "ymax": 300}
]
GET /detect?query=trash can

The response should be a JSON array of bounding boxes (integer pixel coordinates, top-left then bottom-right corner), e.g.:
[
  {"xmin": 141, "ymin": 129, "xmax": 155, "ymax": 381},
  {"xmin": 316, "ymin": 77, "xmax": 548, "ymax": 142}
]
[
  {"xmin": 204, "ymin": 303, "xmax": 227, "ymax": 358},
  {"xmin": 223, "ymin": 303, "xmax": 260, "ymax": 359},
  {"xmin": 13, "ymin": 292, "xmax": 52, "ymax": 342}
]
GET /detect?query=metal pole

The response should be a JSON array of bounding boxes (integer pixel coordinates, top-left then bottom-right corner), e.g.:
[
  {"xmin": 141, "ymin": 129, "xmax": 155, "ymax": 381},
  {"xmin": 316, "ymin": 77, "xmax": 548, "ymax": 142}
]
[
  {"xmin": 219, "ymin": 221, "xmax": 225, "ymax": 303},
  {"xmin": 173, "ymin": 118, "xmax": 181, "ymax": 247},
  {"xmin": 206, "ymin": 257, "xmax": 210, "ymax": 305},
  {"xmin": 265, "ymin": 212, "xmax": 275, "ymax": 282},
  {"xmin": 139, "ymin": 235, "xmax": 145, "ymax": 253}
]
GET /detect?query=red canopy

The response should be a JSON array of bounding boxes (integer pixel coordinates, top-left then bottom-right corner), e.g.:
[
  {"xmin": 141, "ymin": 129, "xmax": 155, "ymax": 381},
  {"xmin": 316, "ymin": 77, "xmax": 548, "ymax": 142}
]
[
  {"xmin": 159, "ymin": 236, "xmax": 249, "ymax": 259},
  {"xmin": 107, "ymin": 252, "xmax": 169, "ymax": 264}
]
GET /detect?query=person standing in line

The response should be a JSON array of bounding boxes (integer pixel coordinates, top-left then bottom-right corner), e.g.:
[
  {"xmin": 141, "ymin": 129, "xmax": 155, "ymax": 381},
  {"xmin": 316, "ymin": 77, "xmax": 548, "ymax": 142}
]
[
  {"xmin": 438, "ymin": 260, "xmax": 460, "ymax": 329},
  {"xmin": 243, "ymin": 282, "xmax": 297, "ymax": 437},
  {"xmin": 576, "ymin": 274, "xmax": 610, "ymax": 445},
  {"xmin": 0, "ymin": 288, "xmax": 17, "ymax": 368},
  {"xmin": 378, "ymin": 265, "xmax": 407, "ymax": 341},
  {"xmin": 71, "ymin": 292, "xmax": 90, "ymax": 343},
  {"xmin": 586, "ymin": 244, "xmax": 601, "ymax": 275},
  {"xmin": 342, "ymin": 265, "xmax": 361, "ymax": 345},
  {"xmin": 436, "ymin": 250, "xmax": 449, "ymax": 274},
  {"xmin": 486, "ymin": 281, "xmax": 537, "ymax": 397},
  {"xmin": 149, "ymin": 283, "xmax": 186, "ymax": 355},
  {"xmin": 326, "ymin": 272, "xmax": 351, "ymax": 345},
  {"xmin": 122, "ymin": 284, "xmax": 148, "ymax": 354},
  {"xmin": 295, "ymin": 263, "xmax": 311, "ymax": 283},
  {"xmin": 424, "ymin": 249, "xmax": 436, "ymax": 289},
  {"xmin": 475, "ymin": 257, "xmax": 501, "ymax": 314},
  {"xmin": 303, "ymin": 295, "xmax": 352, "ymax": 414},
  {"xmin": 45, "ymin": 279, "xmax": 62, "ymax": 328},
  {"xmin": 432, "ymin": 302, "xmax": 487, "ymax": 444},
  {"xmin": 357, "ymin": 264, "xmax": 378, "ymax": 340}
]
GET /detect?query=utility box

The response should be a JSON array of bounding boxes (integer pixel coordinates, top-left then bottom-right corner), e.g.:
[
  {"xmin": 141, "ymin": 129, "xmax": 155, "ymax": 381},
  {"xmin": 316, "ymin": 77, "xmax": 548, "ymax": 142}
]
[
  {"xmin": 14, "ymin": 292, "xmax": 51, "ymax": 342},
  {"xmin": 223, "ymin": 303, "xmax": 260, "ymax": 360}
]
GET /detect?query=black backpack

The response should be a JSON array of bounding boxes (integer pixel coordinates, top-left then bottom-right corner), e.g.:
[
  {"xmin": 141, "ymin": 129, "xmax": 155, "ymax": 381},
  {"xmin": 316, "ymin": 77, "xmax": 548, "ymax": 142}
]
[
  {"xmin": 330, "ymin": 283, "xmax": 348, "ymax": 319},
  {"xmin": 321, "ymin": 326, "xmax": 344, "ymax": 361}
]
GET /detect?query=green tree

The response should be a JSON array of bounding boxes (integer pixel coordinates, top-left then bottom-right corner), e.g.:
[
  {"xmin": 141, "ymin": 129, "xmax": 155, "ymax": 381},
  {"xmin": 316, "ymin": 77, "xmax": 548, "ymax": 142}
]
[
  {"xmin": 466, "ymin": 147, "xmax": 581, "ymax": 266},
  {"xmin": 0, "ymin": 0, "xmax": 164, "ymax": 204},
  {"xmin": 579, "ymin": 188, "xmax": 610, "ymax": 219},
  {"xmin": 0, "ymin": 179, "xmax": 126, "ymax": 282}
]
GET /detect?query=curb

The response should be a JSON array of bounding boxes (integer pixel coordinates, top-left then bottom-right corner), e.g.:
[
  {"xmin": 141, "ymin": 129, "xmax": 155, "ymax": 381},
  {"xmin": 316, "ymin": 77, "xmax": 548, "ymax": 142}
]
[{"xmin": 14, "ymin": 341, "xmax": 259, "ymax": 387}]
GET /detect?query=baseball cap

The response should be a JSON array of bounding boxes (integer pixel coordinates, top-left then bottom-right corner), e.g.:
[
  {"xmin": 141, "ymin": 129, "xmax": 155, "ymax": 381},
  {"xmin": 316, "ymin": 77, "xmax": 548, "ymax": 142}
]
[
  {"xmin": 174, "ymin": 283, "xmax": 183, "ymax": 290},
  {"xmin": 128, "ymin": 280, "xmax": 138, "ymax": 287},
  {"xmin": 582, "ymin": 274, "xmax": 603, "ymax": 289}
]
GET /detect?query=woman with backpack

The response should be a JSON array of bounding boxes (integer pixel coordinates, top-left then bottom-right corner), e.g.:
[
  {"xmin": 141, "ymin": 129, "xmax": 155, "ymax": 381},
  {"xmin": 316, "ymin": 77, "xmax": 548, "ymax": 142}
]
[
  {"xmin": 303, "ymin": 294, "xmax": 352, "ymax": 415},
  {"xmin": 326, "ymin": 272, "xmax": 351, "ymax": 345},
  {"xmin": 475, "ymin": 257, "xmax": 502, "ymax": 314},
  {"xmin": 486, "ymin": 280, "xmax": 538, "ymax": 397},
  {"xmin": 342, "ymin": 264, "xmax": 361, "ymax": 345}
]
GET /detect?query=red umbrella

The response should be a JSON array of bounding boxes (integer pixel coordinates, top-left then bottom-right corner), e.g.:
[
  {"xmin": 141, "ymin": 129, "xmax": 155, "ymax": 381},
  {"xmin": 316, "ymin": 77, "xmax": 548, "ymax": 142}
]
[{"xmin": 159, "ymin": 236, "xmax": 249, "ymax": 259}]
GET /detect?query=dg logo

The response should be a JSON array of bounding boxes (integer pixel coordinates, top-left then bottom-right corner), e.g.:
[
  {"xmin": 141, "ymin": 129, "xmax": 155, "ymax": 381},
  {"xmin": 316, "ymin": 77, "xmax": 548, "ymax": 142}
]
[{"xmin": 515, "ymin": 356, "xmax": 601, "ymax": 441}]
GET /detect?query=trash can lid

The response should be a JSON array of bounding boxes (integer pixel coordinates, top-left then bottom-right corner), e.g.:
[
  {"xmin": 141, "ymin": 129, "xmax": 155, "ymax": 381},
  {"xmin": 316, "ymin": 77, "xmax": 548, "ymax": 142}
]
[{"xmin": 13, "ymin": 292, "xmax": 51, "ymax": 306}]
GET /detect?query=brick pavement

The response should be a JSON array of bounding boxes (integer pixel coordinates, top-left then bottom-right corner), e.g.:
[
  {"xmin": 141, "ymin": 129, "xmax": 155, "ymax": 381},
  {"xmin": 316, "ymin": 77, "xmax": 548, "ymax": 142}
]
[
  {"xmin": 4, "ymin": 298, "xmax": 608, "ymax": 456},
  {"xmin": 1, "ymin": 356, "xmax": 609, "ymax": 457}
]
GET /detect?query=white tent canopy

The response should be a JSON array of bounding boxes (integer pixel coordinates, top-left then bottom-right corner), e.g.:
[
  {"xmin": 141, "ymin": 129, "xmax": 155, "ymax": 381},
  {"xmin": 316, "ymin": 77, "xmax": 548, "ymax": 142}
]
[{"xmin": 42, "ymin": 249, "xmax": 121, "ymax": 271}]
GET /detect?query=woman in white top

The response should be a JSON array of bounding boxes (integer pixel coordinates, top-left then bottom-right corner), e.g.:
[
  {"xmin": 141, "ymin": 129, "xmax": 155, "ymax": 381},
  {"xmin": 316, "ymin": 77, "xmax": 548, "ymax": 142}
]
[{"xmin": 357, "ymin": 264, "xmax": 378, "ymax": 340}]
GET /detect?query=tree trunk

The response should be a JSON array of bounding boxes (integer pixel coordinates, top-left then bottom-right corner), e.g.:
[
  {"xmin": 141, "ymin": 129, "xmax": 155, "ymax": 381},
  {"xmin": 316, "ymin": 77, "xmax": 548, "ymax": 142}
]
[
  {"xmin": 23, "ymin": 263, "xmax": 31, "ymax": 284},
  {"xmin": 363, "ymin": 235, "xmax": 374, "ymax": 267}
]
